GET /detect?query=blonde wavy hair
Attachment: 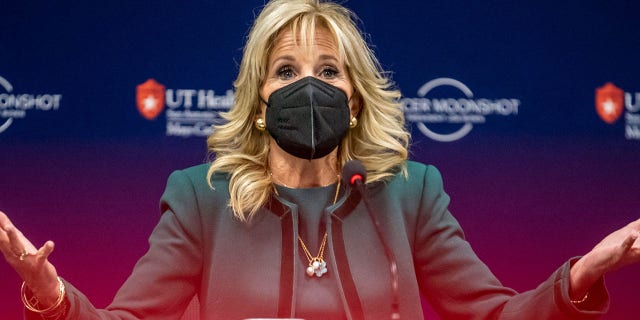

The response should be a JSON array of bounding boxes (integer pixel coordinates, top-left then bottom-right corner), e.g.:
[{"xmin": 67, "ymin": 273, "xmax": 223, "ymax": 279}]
[{"xmin": 207, "ymin": 0, "xmax": 410, "ymax": 221}]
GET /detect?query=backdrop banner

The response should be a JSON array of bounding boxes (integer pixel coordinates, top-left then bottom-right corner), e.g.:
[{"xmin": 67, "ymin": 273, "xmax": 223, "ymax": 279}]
[{"xmin": 1, "ymin": 1, "xmax": 638, "ymax": 319}]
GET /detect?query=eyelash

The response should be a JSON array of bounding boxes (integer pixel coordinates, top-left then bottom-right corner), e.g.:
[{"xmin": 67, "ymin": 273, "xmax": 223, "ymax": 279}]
[
  {"xmin": 277, "ymin": 66, "xmax": 295, "ymax": 79},
  {"xmin": 276, "ymin": 65, "xmax": 339, "ymax": 80},
  {"xmin": 320, "ymin": 66, "xmax": 338, "ymax": 78}
]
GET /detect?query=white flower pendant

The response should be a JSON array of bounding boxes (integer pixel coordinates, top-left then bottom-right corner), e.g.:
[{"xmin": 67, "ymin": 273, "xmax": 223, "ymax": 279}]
[{"xmin": 306, "ymin": 258, "xmax": 328, "ymax": 277}]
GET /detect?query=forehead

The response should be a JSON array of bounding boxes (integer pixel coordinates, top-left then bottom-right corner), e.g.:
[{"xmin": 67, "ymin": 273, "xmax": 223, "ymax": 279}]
[{"xmin": 269, "ymin": 27, "xmax": 341, "ymax": 62}]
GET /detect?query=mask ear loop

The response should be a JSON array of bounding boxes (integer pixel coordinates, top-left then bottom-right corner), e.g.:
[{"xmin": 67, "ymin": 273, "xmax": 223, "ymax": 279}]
[{"xmin": 258, "ymin": 94, "xmax": 270, "ymax": 107}]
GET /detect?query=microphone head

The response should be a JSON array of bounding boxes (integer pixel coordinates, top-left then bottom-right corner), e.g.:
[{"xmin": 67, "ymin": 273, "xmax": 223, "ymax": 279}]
[{"xmin": 342, "ymin": 160, "xmax": 367, "ymax": 186}]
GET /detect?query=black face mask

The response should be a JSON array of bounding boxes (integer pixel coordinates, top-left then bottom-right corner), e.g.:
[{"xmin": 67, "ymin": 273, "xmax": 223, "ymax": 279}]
[{"xmin": 262, "ymin": 76, "xmax": 350, "ymax": 160}]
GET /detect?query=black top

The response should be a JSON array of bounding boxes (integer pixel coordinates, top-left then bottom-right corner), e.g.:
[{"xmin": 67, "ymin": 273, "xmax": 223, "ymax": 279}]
[{"xmin": 275, "ymin": 183, "xmax": 346, "ymax": 319}]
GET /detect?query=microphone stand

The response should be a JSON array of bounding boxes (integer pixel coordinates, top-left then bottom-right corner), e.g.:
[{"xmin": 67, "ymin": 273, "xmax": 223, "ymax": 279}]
[{"xmin": 346, "ymin": 162, "xmax": 400, "ymax": 320}]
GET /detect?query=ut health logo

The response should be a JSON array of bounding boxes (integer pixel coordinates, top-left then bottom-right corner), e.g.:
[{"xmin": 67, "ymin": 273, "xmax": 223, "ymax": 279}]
[
  {"xmin": 595, "ymin": 83, "xmax": 624, "ymax": 124},
  {"xmin": 136, "ymin": 79, "xmax": 165, "ymax": 120},
  {"xmin": 0, "ymin": 75, "xmax": 63, "ymax": 134},
  {"xmin": 595, "ymin": 82, "xmax": 640, "ymax": 140},
  {"xmin": 402, "ymin": 78, "xmax": 520, "ymax": 142},
  {"xmin": 135, "ymin": 78, "xmax": 233, "ymax": 137}
]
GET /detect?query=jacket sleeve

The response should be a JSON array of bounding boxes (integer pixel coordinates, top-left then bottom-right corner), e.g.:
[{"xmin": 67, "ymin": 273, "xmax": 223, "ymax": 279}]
[
  {"xmin": 25, "ymin": 169, "xmax": 204, "ymax": 320},
  {"xmin": 413, "ymin": 165, "xmax": 609, "ymax": 319}
]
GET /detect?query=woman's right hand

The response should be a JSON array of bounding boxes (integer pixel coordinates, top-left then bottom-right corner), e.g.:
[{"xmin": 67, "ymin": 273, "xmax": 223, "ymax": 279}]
[{"xmin": 0, "ymin": 210, "xmax": 61, "ymax": 307}]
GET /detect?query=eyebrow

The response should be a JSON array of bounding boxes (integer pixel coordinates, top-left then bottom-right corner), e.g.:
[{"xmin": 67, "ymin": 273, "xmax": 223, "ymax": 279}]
[
  {"xmin": 318, "ymin": 54, "xmax": 340, "ymax": 64},
  {"xmin": 269, "ymin": 53, "xmax": 342, "ymax": 70},
  {"xmin": 271, "ymin": 55, "xmax": 296, "ymax": 66}
]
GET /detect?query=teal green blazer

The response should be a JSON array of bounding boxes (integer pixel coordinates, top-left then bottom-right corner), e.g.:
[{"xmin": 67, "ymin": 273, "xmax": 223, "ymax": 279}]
[{"xmin": 31, "ymin": 161, "xmax": 608, "ymax": 319}]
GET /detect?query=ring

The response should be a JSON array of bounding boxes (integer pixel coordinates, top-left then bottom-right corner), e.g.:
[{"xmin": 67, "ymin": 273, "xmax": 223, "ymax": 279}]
[{"xmin": 19, "ymin": 251, "xmax": 28, "ymax": 261}]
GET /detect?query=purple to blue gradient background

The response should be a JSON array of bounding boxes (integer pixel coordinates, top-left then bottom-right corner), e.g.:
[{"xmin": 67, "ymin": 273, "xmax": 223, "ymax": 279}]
[{"xmin": 1, "ymin": 1, "xmax": 639, "ymax": 319}]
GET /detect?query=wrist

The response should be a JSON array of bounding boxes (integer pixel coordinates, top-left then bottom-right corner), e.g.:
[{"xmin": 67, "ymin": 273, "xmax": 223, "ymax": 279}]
[
  {"xmin": 569, "ymin": 255, "xmax": 603, "ymax": 300},
  {"xmin": 28, "ymin": 278, "xmax": 61, "ymax": 307},
  {"xmin": 21, "ymin": 277, "xmax": 67, "ymax": 314}
]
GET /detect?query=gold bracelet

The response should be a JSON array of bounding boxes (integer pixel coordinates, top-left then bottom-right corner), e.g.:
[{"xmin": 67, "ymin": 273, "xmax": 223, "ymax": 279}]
[
  {"xmin": 21, "ymin": 277, "xmax": 66, "ymax": 314},
  {"xmin": 39, "ymin": 298, "xmax": 68, "ymax": 320},
  {"xmin": 570, "ymin": 291, "xmax": 589, "ymax": 304}
]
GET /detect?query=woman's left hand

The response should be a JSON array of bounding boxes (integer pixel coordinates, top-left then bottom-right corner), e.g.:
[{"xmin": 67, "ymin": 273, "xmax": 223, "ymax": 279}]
[{"xmin": 570, "ymin": 218, "xmax": 640, "ymax": 300}]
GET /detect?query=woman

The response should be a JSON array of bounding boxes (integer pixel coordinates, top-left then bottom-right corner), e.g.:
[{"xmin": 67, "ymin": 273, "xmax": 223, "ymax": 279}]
[{"xmin": 1, "ymin": 0, "xmax": 639, "ymax": 319}]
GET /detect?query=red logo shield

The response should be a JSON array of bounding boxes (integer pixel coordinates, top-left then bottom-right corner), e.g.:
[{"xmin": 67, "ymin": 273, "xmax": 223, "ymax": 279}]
[
  {"xmin": 136, "ymin": 79, "xmax": 166, "ymax": 120},
  {"xmin": 595, "ymin": 82, "xmax": 624, "ymax": 124}
]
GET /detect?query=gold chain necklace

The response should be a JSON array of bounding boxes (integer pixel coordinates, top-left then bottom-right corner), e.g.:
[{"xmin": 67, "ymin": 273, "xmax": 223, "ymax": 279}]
[
  {"xmin": 271, "ymin": 172, "xmax": 340, "ymax": 278},
  {"xmin": 300, "ymin": 232, "xmax": 328, "ymax": 277}
]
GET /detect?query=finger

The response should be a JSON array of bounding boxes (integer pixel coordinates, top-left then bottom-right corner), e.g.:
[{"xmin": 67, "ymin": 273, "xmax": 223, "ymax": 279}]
[
  {"xmin": 629, "ymin": 218, "xmax": 640, "ymax": 230},
  {"xmin": 0, "ymin": 212, "xmax": 18, "ymax": 254},
  {"xmin": 3, "ymin": 226, "xmax": 25, "ymax": 256},
  {"xmin": 0, "ymin": 223, "xmax": 9, "ymax": 246},
  {"xmin": 0, "ymin": 211, "xmax": 15, "ymax": 231},
  {"xmin": 36, "ymin": 241, "xmax": 55, "ymax": 262},
  {"xmin": 0, "ymin": 210, "xmax": 8, "ymax": 223},
  {"xmin": 0, "ymin": 228, "xmax": 16, "ymax": 259},
  {"xmin": 633, "ymin": 230, "xmax": 640, "ymax": 249},
  {"xmin": 6, "ymin": 225, "xmax": 37, "ymax": 255},
  {"xmin": 621, "ymin": 231, "xmax": 638, "ymax": 252}
]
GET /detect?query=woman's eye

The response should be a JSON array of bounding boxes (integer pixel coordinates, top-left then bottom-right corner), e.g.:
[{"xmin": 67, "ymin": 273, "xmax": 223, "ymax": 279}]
[
  {"xmin": 320, "ymin": 67, "xmax": 338, "ymax": 79},
  {"xmin": 277, "ymin": 66, "xmax": 295, "ymax": 80}
]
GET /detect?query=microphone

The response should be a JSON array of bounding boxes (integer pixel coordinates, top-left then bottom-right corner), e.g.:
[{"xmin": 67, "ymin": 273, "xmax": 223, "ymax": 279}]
[
  {"xmin": 342, "ymin": 159, "xmax": 367, "ymax": 189},
  {"xmin": 342, "ymin": 160, "xmax": 400, "ymax": 320}
]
